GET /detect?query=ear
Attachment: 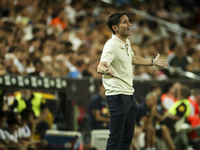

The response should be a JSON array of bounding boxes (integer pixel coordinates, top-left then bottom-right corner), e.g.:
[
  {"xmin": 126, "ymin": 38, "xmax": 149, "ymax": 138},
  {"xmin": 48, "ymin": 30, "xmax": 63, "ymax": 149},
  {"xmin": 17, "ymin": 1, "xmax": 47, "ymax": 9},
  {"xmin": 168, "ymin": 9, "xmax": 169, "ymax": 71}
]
[{"xmin": 112, "ymin": 25, "xmax": 118, "ymax": 33}]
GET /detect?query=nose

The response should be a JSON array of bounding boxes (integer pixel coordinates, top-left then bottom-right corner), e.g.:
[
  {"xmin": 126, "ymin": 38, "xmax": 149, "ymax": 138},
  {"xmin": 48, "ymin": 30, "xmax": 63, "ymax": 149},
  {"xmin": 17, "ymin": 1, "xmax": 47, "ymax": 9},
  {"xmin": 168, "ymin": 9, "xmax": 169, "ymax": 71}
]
[{"xmin": 128, "ymin": 22, "xmax": 131, "ymax": 27}]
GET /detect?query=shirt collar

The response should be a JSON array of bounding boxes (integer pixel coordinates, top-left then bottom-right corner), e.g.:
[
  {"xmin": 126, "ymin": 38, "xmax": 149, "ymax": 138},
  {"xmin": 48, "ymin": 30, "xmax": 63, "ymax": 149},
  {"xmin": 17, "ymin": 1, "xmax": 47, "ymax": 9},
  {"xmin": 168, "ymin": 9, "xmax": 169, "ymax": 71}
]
[{"xmin": 111, "ymin": 34, "xmax": 129, "ymax": 48}]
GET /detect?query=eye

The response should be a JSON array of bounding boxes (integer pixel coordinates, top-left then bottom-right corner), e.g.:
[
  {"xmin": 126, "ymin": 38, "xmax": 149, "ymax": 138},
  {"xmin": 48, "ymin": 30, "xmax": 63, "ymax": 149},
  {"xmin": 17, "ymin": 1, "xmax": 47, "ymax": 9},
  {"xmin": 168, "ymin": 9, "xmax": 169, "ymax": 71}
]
[{"xmin": 123, "ymin": 20, "xmax": 130, "ymax": 24}]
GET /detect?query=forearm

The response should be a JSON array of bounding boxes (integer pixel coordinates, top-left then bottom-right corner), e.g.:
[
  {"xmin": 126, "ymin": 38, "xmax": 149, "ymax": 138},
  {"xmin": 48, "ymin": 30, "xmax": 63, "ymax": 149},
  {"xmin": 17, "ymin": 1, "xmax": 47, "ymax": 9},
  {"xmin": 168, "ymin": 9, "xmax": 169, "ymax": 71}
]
[
  {"xmin": 95, "ymin": 115, "xmax": 110, "ymax": 122},
  {"xmin": 166, "ymin": 113, "xmax": 181, "ymax": 121},
  {"xmin": 35, "ymin": 108, "xmax": 49, "ymax": 123},
  {"xmin": 132, "ymin": 56, "xmax": 152, "ymax": 66}
]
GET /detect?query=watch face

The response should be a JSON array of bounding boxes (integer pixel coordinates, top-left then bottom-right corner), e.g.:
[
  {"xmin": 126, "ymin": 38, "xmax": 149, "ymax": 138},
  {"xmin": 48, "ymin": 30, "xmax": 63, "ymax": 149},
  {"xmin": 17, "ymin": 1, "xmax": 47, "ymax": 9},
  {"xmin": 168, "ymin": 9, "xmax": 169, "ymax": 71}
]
[{"xmin": 103, "ymin": 122, "xmax": 108, "ymax": 127}]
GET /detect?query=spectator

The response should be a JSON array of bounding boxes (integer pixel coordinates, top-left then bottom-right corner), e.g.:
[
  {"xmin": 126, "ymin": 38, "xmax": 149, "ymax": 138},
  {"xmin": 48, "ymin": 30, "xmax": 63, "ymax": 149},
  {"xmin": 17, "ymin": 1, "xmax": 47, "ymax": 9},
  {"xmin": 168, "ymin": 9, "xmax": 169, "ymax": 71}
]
[
  {"xmin": 135, "ymin": 92, "xmax": 157, "ymax": 150},
  {"xmin": 66, "ymin": 58, "xmax": 86, "ymax": 79},
  {"xmin": 0, "ymin": 61, "xmax": 6, "ymax": 75},
  {"xmin": 50, "ymin": 9, "xmax": 68, "ymax": 31},
  {"xmin": 28, "ymin": 58, "xmax": 43, "ymax": 76},
  {"xmin": 186, "ymin": 48, "xmax": 200, "ymax": 72},
  {"xmin": 162, "ymin": 85, "xmax": 191, "ymax": 149},
  {"xmin": 60, "ymin": 28, "xmax": 71, "ymax": 42},
  {"xmin": 146, "ymin": 66, "xmax": 168, "ymax": 80},
  {"xmin": 4, "ymin": 117, "xmax": 21, "ymax": 150},
  {"xmin": 149, "ymin": 83, "xmax": 164, "ymax": 115},
  {"xmin": 19, "ymin": 109, "xmax": 48, "ymax": 150},
  {"xmin": 53, "ymin": 54, "xmax": 69, "ymax": 77},
  {"xmin": 9, "ymin": 89, "xmax": 49, "ymax": 139},
  {"xmin": 161, "ymin": 82, "xmax": 181, "ymax": 111},
  {"xmin": 32, "ymin": 27, "xmax": 46, "ymax": 40},
  {"xmin": 169, "ymin": 46, "xmax": 190, "ymax": 71},
  {"xmin": 88, "ymin": 83, "xmax": 110, "ymax": 130},
  {"xmin": 133, "ymin": 66, "xmax": 151, "ymax": 81}
]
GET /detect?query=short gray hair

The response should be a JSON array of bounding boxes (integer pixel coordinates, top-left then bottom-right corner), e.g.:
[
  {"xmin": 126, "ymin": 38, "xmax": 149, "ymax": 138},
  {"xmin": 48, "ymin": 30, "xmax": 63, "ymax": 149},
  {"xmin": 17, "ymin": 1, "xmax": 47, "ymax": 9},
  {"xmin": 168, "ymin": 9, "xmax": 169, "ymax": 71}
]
[{"xmin": 146, "ymin": 92, "xmax": 157, "ymax": 100}]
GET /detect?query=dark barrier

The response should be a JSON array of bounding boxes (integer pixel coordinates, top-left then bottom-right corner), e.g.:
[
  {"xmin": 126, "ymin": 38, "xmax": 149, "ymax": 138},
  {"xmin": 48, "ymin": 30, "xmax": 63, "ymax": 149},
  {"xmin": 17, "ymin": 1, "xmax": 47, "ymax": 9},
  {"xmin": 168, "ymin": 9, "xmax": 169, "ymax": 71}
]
[{"xmin": 0, "ymin": 75, "xmax": 200, "ymax": 130}]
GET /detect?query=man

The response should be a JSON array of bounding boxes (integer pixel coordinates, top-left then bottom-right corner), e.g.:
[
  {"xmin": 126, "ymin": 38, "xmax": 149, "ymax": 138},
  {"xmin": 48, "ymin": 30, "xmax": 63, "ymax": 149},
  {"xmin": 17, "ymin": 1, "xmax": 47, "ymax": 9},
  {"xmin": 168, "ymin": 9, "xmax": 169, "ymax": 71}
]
[
  {"xmin": 66, "ymin": 58, "xmax": 86, "ymax": 79},
  {"xmin": 97, "ymin": 12, "xmax": 168, "ymax": 150},
  {"xmin": 136, "ymin": 92, "xmax": 176, "ymax": 150},
  {"xmin": 135, "ymin": 92, "xmax": 157, "ymax": 150},
  {"xmin": 163, "ymin": 85, "xmax": 191, "ymax": 125},
  {"xmin": 162, "ymin": 85, "xmax": 191, "ymax": 150},
  {"xmin": 161, "ymin": 82, "xmax": 181, "ymax": 111},
  {"xmin": 88, "ymin": 83, "xmax": 110, "ymax": 130},
  {"xmin": 9, "ymin": 89, "xmax": 49, "ymax": 139}
]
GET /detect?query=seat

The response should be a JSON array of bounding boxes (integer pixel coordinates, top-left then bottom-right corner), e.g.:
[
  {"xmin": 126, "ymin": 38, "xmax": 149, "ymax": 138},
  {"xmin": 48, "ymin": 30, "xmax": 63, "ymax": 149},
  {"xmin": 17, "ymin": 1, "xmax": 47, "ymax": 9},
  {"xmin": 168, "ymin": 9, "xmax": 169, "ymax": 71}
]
[
  {"xmin": 91, "ymin": 129, "xmax": 110, "ymax": 150},
  {"xmin": 45, "ymin": 130, "xmax": 83, "ymax": 150}
]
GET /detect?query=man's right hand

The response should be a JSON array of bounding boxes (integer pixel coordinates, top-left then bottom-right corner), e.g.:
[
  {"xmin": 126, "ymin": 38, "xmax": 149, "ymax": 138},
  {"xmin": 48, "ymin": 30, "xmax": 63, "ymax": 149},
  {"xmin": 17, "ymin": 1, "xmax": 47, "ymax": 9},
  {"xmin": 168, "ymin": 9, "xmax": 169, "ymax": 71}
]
[{"xmin": 97, "ymin": 62, "xmax": 114, "ymax": 77}]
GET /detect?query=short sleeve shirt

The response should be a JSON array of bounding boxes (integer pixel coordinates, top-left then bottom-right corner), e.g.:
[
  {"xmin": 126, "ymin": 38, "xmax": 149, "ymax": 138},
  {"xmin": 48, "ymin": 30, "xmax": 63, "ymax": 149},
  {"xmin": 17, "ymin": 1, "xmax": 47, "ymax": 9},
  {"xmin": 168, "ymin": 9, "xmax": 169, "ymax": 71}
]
[
  {"xmin": 4, "ymin": 130, "xmax": 18, "ymax": 143},
  {"xmin": 100, "ymin": 35, "xmax": 135, "ymax": 95},
  {"xmin": 18, "ymin": 125, "xmax": 31, "ymax": 138}
]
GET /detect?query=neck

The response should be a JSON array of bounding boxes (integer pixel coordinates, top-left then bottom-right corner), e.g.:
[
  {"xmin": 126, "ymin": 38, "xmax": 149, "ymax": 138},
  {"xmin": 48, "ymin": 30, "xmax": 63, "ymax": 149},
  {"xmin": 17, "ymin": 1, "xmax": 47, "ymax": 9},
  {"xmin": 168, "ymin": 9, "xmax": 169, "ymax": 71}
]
[{"xmin": 115, "ymin": 34, "xmax": 127, "ymax": 43}]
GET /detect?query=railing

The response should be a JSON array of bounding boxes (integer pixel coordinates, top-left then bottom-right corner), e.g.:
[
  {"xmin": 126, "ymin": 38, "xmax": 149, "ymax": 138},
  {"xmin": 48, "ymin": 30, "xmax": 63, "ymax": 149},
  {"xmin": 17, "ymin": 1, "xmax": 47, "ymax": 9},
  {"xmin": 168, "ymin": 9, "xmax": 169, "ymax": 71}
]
[
  {"xmin": 168, "ymin": 67, "xmax": 200, "ymax": 81},
  {"xmin": 130, "ymin": 8, "xmax": 200, "ymax": 38}
]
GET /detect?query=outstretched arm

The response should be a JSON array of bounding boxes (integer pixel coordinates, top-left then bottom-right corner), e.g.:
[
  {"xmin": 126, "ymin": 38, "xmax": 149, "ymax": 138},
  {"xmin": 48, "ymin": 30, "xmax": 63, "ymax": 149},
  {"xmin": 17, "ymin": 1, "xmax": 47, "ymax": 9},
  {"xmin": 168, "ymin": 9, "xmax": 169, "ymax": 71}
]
[{"xmin": 132, "ymin": 54, "xmax": 168, "ymax": 69}]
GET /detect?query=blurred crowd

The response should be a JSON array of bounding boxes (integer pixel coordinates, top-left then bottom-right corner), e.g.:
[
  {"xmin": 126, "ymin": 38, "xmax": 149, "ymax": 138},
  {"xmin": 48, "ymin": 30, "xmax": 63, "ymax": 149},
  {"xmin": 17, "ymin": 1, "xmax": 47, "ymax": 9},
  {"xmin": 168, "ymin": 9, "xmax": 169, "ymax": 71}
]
[
  {"xmin": 0, "ymin": 109, "xmax": 48, "ymax": 150},
  {"xmin": 129, "ymin": 82, "xmax": 200, "ymax": 150},
  {"xmin": 0, "ymin": 0, "xmax": 200, "ymax": 80},
  {"xmin": 88, "ymin": 81, "xmax": 200, "ymax": 150}
]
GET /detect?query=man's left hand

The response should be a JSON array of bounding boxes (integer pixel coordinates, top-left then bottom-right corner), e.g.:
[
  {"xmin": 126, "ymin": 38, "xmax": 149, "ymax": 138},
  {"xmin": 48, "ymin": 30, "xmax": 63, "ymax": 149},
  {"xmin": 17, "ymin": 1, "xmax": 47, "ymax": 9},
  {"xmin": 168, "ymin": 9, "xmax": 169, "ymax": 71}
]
[{"xmin": 153, "ymin": 54, "xmax": 169, "ymax": 69}]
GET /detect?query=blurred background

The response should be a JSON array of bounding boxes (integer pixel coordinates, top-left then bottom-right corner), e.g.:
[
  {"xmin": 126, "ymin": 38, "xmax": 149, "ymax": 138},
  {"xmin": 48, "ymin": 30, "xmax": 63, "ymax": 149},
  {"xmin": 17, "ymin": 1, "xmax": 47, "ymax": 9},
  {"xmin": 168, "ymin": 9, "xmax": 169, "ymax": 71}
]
[{"xmin": 0, "ymin": 0, "xmax": 200, "ymax": 150}]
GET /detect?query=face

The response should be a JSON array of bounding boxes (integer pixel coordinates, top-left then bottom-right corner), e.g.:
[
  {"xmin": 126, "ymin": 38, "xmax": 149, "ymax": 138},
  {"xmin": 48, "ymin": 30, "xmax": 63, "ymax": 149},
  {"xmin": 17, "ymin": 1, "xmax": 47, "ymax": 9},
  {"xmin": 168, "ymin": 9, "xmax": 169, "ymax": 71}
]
[
  {"xmin": 20, "ymin": 89, "xmax": 32, "ymax": 100},
  {"xmin": 36, "ymin": 62, "xmax": 43, "ymax": 72},
  {"xmin": 21, "ymin": 120, "xmax": 27, "ymax": 127},
  {"xmin": 172, "ymin": 82, "xmax": 181, "ymax": 98},
  {"xmin": 114, "ymin": 15, "xmax": 132, "ymax": 37},
  {"xmin": 0, "ymin": 63, "xmax": 6, "ymax": 75},
  {"xmin": 8, "ymin": 124, "xmax": 18, "ymax": 134},
  {"xmin": 146, "ymin": 94, "xmax": 157, "ymax": 108}
]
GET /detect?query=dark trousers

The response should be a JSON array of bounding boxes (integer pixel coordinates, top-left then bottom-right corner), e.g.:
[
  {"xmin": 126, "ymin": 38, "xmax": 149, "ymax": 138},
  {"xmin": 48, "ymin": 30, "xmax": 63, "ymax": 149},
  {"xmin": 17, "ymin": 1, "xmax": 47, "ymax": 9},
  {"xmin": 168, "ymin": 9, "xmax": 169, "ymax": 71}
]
[{"xmin": 106, "ymin": 94, "xmax": 138, "ymax": 150}]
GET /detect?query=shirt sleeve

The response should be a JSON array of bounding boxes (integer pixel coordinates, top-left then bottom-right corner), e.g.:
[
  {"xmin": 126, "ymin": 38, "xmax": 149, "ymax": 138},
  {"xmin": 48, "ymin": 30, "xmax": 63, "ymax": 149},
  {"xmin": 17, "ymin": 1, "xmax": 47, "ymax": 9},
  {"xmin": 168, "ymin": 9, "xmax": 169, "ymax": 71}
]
[
  {"xmin": 100, "ymin": 41, "xmax": 115, "ymax": 66},
  {"xmin": 94, "ymin": 98, "xmax": 101, "ymax": 110},
  {"xmin": 175, "ymin": 103, "xmax": 187, "ymax": 117},
  {"xmin": 162, "ymin": 98, "xmax": 174, "ymax": 110}
]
